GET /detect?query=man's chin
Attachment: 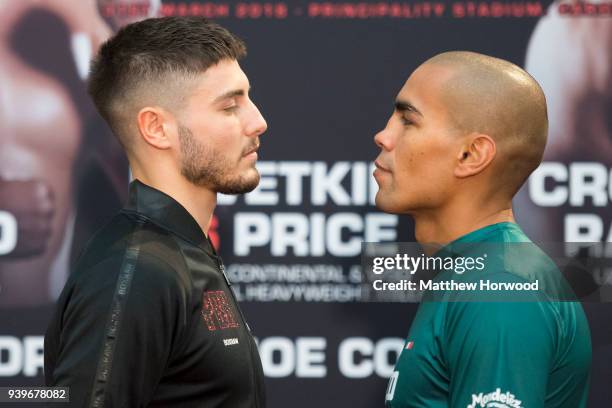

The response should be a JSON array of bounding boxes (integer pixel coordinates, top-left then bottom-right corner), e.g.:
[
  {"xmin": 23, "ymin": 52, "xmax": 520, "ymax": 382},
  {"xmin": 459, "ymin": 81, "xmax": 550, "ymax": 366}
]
[
  {"xmin": 374, "ymin": 194, "xmax": 392, "ymax": 213},
  {"xmin": 216, "ymin": 172, "xmax": 260, "ymax": 195},
  {"xmin": 375, "ymin": 193, "xmax": 405, "ymax": 215}
]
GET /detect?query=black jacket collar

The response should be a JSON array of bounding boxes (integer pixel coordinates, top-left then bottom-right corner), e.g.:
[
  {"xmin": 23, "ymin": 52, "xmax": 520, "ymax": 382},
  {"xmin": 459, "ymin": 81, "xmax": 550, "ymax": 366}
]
[{"xmin": 122, "ymin": 179, "xmax": 216, "ymax": 255}]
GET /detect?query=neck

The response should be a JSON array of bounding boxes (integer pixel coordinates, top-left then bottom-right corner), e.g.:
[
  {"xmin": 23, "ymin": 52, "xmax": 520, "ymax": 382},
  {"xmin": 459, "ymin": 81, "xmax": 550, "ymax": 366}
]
[
  {"xmin": 412, "ymin": 197, "xmax": 515, "ymax": 247},
  {"xmin": 132, "ymin": 169, "xmax": 216, "ymax": 236}
]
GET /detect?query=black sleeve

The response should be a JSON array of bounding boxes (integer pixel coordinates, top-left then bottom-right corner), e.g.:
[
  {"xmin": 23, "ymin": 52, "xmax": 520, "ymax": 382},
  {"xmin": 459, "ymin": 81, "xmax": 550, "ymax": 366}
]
[{"xmin": 46, "ymin": 252, "xmax": 189, "ymax": 407}]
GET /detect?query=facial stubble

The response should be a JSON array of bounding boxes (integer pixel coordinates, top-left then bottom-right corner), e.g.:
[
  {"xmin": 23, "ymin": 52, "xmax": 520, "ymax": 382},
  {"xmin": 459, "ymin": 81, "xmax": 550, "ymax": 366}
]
[{"xmin": 178, "ymin": 125, "xmax": 259, "ymax": 194}]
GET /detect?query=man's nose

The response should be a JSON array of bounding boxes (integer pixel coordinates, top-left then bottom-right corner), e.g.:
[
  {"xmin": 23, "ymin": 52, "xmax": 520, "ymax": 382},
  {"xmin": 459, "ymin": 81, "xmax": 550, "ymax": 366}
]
[
  {"xmin": 245, "ymin": 101, "xmax": 268, "ymax": 138},
  {"xmin": 374, "ymin": 127, "xmax": 392, "ymax": 150}
]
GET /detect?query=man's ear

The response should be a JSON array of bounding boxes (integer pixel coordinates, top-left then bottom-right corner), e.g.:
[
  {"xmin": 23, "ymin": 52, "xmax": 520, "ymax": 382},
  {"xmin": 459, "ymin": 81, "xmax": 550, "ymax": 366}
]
[
  {"xmin": 454, "ymin": 133, "xmax": 496, "ymax": 178},
  {"xmin": 136, "ymin": 106, "xmax": 174, "ymax": 150}
]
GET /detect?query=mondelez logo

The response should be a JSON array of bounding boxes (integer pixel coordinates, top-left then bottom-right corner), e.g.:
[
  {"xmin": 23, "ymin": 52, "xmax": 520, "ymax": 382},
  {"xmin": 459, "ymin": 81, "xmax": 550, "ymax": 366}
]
[{"xmin": 467, "ymin": 388, "xmax": 523, "ymax": 408}]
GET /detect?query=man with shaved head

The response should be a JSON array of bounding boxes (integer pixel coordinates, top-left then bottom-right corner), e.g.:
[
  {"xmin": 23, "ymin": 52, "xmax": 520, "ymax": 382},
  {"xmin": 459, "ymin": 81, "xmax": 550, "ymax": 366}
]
[{"xmin": 374, "ymin": 51, "xmax": 591, "ymax": 407}]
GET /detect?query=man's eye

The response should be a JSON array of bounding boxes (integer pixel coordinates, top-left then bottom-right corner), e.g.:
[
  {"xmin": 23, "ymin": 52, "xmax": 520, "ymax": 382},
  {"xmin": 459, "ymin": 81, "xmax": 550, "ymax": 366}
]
[
  {"xmin": 223, "ymin": 105, "xmax": 238, "ymax": 112},
  {"xmin": 401, "ymin": 117, "xmax": 414, "ymax": 126}
]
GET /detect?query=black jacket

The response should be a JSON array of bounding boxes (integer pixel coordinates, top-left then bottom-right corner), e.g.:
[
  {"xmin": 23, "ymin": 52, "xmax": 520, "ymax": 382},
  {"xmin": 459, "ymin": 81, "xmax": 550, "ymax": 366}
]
[{"xmin": 45, "ymin": 180, "xmax": 266, "ymax": 407}]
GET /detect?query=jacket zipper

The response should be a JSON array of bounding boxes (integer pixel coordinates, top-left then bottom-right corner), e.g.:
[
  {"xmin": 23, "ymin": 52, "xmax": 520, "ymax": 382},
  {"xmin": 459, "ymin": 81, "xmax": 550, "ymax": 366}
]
[{"xmin": 215, "ymin": 255, "xmax": 262, "ymax": 408}]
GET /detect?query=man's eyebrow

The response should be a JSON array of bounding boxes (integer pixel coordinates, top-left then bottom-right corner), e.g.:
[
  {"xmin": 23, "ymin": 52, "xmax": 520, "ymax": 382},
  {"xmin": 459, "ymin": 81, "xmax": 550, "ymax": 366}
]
[
  {"xmin": 213, "ymin": 87, "xmax": 250, "ymax": 104},
  {"xmin": 394, "ymin": 99, "xmax": 423, "ymax": 117}
]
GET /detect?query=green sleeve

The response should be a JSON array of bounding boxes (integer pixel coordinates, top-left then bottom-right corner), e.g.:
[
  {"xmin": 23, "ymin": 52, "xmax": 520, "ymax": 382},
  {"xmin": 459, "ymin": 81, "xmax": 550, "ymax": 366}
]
[{"xmin": 444, "ymin": 292, "xmax": 559, "ymax": 408}]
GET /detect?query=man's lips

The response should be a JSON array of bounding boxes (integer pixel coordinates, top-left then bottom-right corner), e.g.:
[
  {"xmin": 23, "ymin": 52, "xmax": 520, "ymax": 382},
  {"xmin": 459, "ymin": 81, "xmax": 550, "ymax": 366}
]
[
  {"xmin": 243, "ymin": 145, "xmax": 259, "ymax": 157},
  {"xmin": 374, "ymin": 161, "xmax": 391, "ymax": 172}
]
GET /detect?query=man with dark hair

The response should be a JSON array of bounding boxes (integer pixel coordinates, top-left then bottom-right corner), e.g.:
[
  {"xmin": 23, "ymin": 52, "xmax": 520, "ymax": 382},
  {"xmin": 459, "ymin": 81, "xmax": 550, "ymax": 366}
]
[
  {"xmin": 45, "ymin": 16, "xmax": 267, "ymax": 407},
  {"xmin": 374, "ymin": 51, "xmax": 591, "ymax": 407}
]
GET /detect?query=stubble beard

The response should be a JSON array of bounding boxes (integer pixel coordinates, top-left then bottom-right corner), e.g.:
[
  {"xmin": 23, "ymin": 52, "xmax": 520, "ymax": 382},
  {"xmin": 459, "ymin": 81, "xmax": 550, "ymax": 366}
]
[{"xmin": 178, "ymin": 125, "xmax": 260, "ymax": 194}]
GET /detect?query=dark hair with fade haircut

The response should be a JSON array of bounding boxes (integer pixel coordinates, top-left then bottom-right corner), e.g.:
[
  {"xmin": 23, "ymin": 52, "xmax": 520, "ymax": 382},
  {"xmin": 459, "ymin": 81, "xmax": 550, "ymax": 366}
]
[{"xmin": 87, "ymin": 16, "xmax": 246, "ymax": 149}]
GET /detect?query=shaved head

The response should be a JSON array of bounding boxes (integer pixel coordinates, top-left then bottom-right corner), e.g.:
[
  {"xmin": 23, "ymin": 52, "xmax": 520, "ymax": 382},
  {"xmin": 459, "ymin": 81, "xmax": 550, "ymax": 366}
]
[{"xmin": 423, "ymin": 51, "xmax": 548, "ymax": 198}]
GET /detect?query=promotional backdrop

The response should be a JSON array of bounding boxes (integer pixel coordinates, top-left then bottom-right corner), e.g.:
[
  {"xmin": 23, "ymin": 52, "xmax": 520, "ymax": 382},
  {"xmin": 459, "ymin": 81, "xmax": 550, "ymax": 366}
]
[{"xmin": 0, "ymin": 0, "xmax": 610, "ymax": 407}]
